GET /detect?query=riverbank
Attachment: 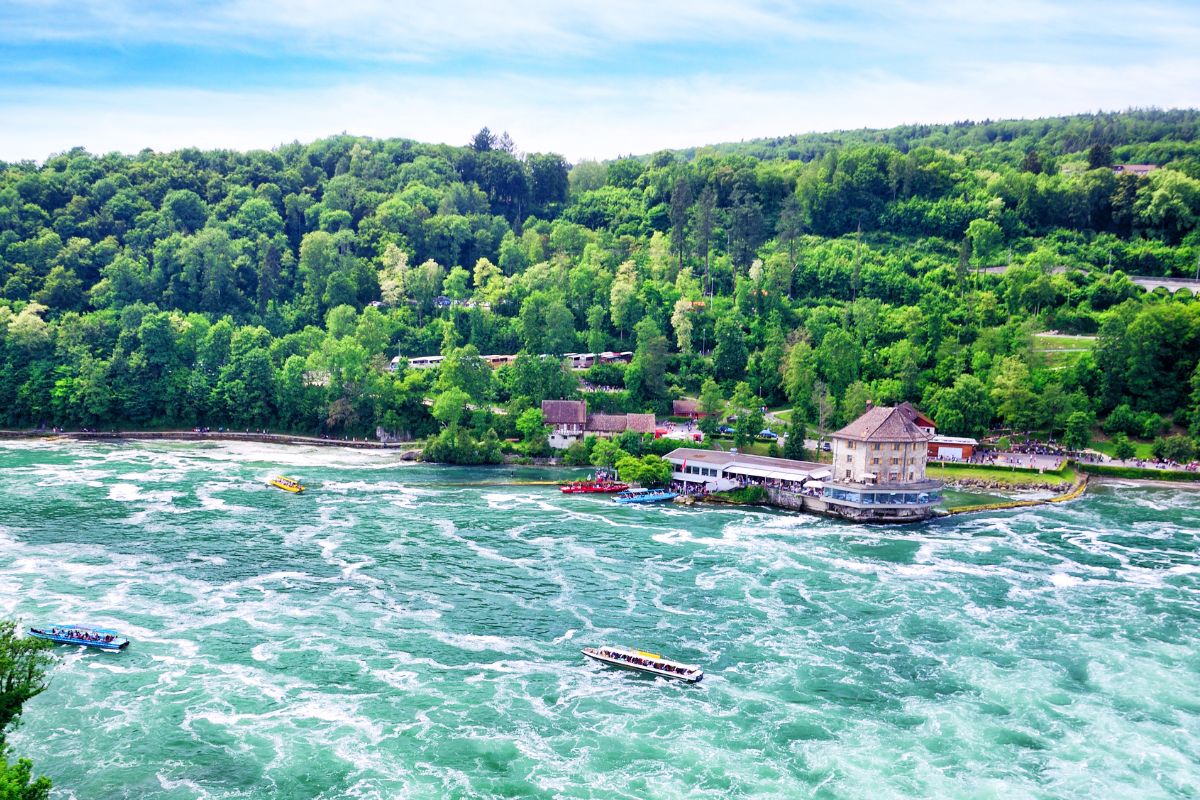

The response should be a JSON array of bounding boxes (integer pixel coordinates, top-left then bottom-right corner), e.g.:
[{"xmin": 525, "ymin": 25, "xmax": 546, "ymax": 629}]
[
  {"xmin": 0, "ymin": 428, "xmax": 422, "ymax": 455},
  {"xmin": 927, "ymin": 462, "xmax": 1076, "ymax": 489}
]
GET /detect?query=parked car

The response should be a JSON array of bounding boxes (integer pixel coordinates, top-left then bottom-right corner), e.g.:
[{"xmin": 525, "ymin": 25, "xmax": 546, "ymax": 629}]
[
  {"xmin": 717, "ymin": 425, "xmax": 735, "ymax": 435},
  {"xmin": 758, "ymin": 430, "xmax": 778, "ymax": 440},
  {"xmin": 821, "ymin": 441, "xmax": 832, "ymax": 451}
]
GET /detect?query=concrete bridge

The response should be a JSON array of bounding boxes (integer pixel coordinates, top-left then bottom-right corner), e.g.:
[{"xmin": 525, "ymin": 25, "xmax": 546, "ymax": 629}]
[{"xmin": 1129, "ymin": 276, "xmax": 1200, "ymax": 295}]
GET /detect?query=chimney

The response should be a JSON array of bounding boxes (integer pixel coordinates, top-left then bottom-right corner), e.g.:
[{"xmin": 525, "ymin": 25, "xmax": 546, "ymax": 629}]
[{"xmin": 865, "ymin": 400, "xmax": 873, "ymax": 411}]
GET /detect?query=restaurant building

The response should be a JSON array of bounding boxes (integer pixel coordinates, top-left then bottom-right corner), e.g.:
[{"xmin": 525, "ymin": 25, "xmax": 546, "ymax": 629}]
[{"xmin": 664, "ymin": 403, "xmax": 943, "ymax": 523}]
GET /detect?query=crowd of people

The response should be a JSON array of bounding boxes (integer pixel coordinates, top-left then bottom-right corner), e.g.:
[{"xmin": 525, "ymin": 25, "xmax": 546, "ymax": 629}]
[{"xmin": 36, "ymin": 627, "xmax": 119, "ymax": 644}]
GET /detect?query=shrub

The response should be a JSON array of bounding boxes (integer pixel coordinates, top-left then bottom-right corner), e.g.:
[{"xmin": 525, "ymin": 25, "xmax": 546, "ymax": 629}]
[
  {"xmin": 562, "ymin": 441, "xmax": 589, "ymax": 466},
  {"xmin": 1151, "ymin": 434, "xmax": 1196, "ymax": 463}
]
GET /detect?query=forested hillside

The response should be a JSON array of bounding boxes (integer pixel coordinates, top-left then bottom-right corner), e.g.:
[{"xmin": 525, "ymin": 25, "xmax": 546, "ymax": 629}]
[{"xmin": 2, "ymin": 113, "xmax": 1199, "ymax": 462}]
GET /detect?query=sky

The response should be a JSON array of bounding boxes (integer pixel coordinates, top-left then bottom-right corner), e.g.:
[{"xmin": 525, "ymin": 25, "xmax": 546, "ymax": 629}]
[{"xmin": 1, "ymin": 0, "xmax": 1198, "ymax": 163}]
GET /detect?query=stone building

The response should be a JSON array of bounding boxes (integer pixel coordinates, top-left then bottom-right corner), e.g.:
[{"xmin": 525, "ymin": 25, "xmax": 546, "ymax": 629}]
[{"xmin": 822, "ymin": 404, "xmax": 942, "ymax": 521}]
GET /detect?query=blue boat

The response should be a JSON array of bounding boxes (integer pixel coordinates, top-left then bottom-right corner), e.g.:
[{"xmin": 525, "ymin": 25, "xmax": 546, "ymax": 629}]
[
  {"xmin": 28, "ymin": 625, "xmax": 129, "ymax": 651},
  {"xmin": 613, "ymin": 487, "xmax": 679, "ymax": 504}
]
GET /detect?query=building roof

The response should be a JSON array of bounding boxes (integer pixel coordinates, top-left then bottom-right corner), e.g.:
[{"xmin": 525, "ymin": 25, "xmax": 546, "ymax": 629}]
[
  {"xmin": 930, "ymin": 435, "xmax": 978, "ymax": 445},
  {"xmin": 542, "ymin": 399, "xmax": 586, "ymax": 426},
  {"xmin": 1113, "ymin": 164, "xmax": 1157, "ymax": 175},
  {"xmin": 582, "ymin": 412, "xmax": 657, "ymax": 434},
  {"xmin": 586, "ymin": 413, "xmax": 628, "ymax": 433},
  {"xmin": 832, "ymin": 405, "xmax": 934, "ymax": 443},
  {"xmin": 672, "ymin": 399, "xmax": 700, "ymax": 415},
  {"xmin": 625, "ymin": 413, "xmax": 656, "ymax": 433},
  {"xmin": 663, "ymin": 448, "xmax": 825, "ymax": 473},
  {"xmin": 896, "ymin": 401, "xmax": 936, "ymax": 430}
]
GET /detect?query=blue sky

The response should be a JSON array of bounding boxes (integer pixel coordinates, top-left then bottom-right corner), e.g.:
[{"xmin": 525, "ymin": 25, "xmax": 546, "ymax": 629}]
[{"xmin": 1, "ymin": 0, "xmax": 1198, "ymax": 162}]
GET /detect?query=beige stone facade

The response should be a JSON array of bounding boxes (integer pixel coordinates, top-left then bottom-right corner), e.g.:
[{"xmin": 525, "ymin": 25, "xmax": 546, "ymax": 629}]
[{"xmin": 833, "ymin": 438, "xmax": 928, "ymax": 484}]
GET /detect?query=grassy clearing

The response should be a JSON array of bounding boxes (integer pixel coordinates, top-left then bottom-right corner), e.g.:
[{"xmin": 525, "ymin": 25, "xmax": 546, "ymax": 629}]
[
  {"xmin": 927, "ymin": 463, "xmax": 1075, "ymax": 487},
  {"xmin": 1090, "ymin": 436, "xmax": 1156, "ymax": 460},
  {"xmin": 1034, "ymin": 333, "xmax": 1096, "ymax": 368},
  {"xmin": 1033, "ymin": 334, "xmax": 1097, "ymax": 350}
]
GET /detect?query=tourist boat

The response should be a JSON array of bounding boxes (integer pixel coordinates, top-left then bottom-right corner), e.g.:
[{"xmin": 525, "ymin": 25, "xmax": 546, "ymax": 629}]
[
  {"xmin": 28, "ymin": 625, "xmax": 129, "ymax": 651},
  {"xmin": 582, "ymin": 646, "xmax": 703, "ymax": 682},
  {"xmin": 560, "ymin": 471, "xmax": 630, "ymax": 494},
  {"xmin": 613, "ymin": 487, "xmax": 678, "ymax": 504},
  {"xmin": 268, "ymin": 475, "xmax": 305, "ymax": 493}
]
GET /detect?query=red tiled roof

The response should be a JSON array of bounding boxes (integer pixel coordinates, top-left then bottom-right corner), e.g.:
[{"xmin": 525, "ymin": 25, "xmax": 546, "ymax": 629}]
[
  {"xmin": 672, "ymin": 399, "xmax": 700, "ymax": 415},
  {"xmin": 625, "ymin": 413, "xmax": 656, "ymax": 434},
  {"xmin": 541, "ymin": 399, "xmax": 586, "ymax": 425},
  {"xmin": 586, "ymin": 413, "xmax": 628, "ymax": 433},
  {"xmin": 584, "ymin": 412, "xmax": 657, "ymax": 434}
]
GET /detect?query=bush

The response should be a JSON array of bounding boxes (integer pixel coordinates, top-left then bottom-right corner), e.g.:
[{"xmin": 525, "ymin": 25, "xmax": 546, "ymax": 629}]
[
  {"xmin": 616, "ymin": 454, "xmax": 672, "ymax": 487},
  {"xmin": 1138, "ymin": 412, "xmax": 1168, "ymax": 439},
  {"xmin": 1110, "ymin": 433, "xmax": 1136, "ymax": 461},
  {"xmin": 562, "ymin": 440, "xmax": 589, "ymax": 466},
  {"xmin": 709, "ymin": 486, "xmax": 767, "ymax": 504},
  {"xmin": 422, "ymin": 427, "xmax": 503, "ymax": 464},
  {"xmin": 1151, "ymin": 434, "xmax": 1196, "ymax": 463},
  {"xmin": 1103, "ymin": 404, "xmax": 1139, "ymax": 436}
]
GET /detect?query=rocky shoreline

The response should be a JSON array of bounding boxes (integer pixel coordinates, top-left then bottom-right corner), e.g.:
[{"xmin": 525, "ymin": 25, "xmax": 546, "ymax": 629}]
[{"xmin": 945, "ymin": 477, "xmax": 1069, "ymax": 492}]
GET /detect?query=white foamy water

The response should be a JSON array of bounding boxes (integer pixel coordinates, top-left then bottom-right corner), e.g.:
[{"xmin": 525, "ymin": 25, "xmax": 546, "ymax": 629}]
[{"xmin": 1, "ymin": 443, "xmax": 1198, "ymax": 799}]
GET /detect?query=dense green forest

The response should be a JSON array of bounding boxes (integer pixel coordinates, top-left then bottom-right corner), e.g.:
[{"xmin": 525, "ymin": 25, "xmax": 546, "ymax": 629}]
[{"xmin": 2, "ymin": 112, "xmax": 1200, "ymax": 463}]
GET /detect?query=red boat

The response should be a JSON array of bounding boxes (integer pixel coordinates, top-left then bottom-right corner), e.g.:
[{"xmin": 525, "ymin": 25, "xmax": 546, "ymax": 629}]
[{"xmin": 560, "ymin": 472, "xmax": 629, "ymax": 494}]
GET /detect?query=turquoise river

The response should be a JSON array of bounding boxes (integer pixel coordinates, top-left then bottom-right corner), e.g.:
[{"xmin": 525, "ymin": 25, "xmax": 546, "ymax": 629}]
[{"xmin": 1, "ymin": 440, "xmax": 1198, "ymax": 799}]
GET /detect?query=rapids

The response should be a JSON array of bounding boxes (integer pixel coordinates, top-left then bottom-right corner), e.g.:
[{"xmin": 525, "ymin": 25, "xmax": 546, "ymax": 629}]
[{"xmin": 1, "ymin": 440, "xmax": 1197, "ymax": 798}]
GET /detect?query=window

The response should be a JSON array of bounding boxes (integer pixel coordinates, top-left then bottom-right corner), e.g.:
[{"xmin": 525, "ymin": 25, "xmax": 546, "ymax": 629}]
[
  {"xmin": 844, "ymin": 470, "xmax": 851, "ymax": 479},
  {"xmin": 846, "ymin": 455, "xmax": 853, "ymax": 463},
  {"xmin": 872, "ymin": 443, "xmax": 881, "ymax": 451},
  {"xmin": 871, "ymin": 457, "xmax": 880, "ymax": 465}
]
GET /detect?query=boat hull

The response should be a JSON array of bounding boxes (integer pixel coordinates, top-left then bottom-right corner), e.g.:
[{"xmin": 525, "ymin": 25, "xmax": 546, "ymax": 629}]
[
  {"xmin": 268, "ymin": 479, "xmax": 304, "ymax": 493},
  {"xmin": 29, "ymin": 628, "xmax": 128, "ymax": 650},
  {"xmin": 561, "ymin": 483, "xmax": 630, "ymax": 494},
  {"xmin": 613, "ymin": 492, "xmax": 678, "ymax": 504}
]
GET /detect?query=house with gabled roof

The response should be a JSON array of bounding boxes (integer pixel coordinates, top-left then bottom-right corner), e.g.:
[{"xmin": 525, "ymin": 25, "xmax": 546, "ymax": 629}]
[
  {"xmin": 541, "ymin": 399, "xmax": 657, "ymax": 449},
  {"xmin": 820, "ymin": 404, "xmax": 942, "ymax": 521}
]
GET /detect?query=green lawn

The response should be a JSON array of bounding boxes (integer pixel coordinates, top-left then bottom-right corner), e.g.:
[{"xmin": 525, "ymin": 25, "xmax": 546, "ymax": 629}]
[
  {"xmin": 1033, "ymin": 334, "xmax": 1097, "ymax": 350},
  {"xmin": 1091, "ymin": 436, "xmax": 1155, "ymax": 460},
  {"xmin": 927, "ymin": 463, "xmax": 1076, "ymax": 487},
  {"xmin": 1033, "ymin": 334, "xmax": 1096, "ymax": 368}
]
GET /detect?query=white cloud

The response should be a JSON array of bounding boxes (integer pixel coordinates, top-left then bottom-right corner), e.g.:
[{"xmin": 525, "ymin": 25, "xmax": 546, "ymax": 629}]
[
  {"xmin": 3, "ymin": 56, "xmax": 1198, "ymax": 163},
  {"xmin": 2, "ymin": 0, "xmax": 838, "ymax": 59}
]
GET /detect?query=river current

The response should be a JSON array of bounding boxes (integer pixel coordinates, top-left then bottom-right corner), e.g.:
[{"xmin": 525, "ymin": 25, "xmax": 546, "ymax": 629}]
[{"xmin": 1, "ymin": 440, "xmax": 1197, "ymax": 799}]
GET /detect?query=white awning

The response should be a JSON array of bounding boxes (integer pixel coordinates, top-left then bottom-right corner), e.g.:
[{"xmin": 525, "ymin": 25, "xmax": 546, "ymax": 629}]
[
  {"xmin": 808, "ymin": 469, "xmax": 831, "ymax": 480},
  {"xmin": 804, "ymin": 480, "xmax": 824, "ymax": 489},
  {"xmin": 725, "ymin": 465, "xmax": 778, "ymax": 478},
  {"xmin": 727, "ymin": 465, "xmax": 810, "ymax": 482}
]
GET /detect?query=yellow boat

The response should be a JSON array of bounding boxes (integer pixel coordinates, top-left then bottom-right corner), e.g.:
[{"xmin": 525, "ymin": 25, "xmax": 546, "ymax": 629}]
[{"xmin": 268, "ymin": 475, "xmax": 305, "ymax": 493}]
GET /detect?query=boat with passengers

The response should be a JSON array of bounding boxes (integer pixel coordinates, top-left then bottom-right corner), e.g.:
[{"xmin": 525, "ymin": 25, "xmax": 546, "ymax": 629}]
[
  {"xmin": 268, "ymin": 475, "xmax": 305, "ymax": 493},
  {"xmin": 613, "ymin": 487, "xmax": 678, "ymax": 504},
  {"xmin": 582, "ymin": 646, "xmax": 703, "ymax": 682},
  {"xmin": 561, "ymin": 470, "xmax": 629, "ymax": 494},
  {"xmin": 29, "ymin": 625, "xmax": 129, "ymax": 651}
]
